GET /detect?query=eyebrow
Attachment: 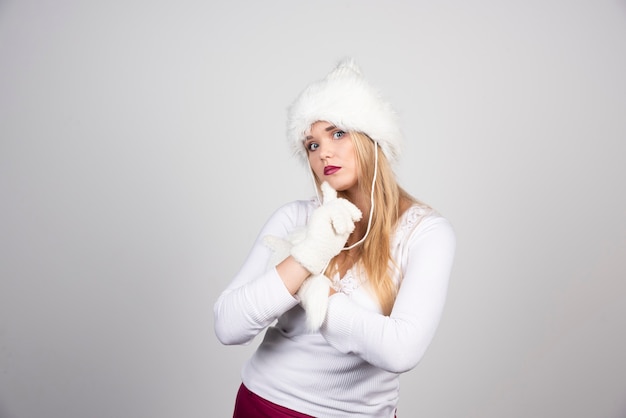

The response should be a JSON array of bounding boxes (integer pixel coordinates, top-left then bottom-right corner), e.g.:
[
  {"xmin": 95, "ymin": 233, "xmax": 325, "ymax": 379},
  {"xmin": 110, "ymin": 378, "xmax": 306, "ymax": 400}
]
[{"xmin": 305, "ymin": 125, "xmax": 338, "ymax": 141}]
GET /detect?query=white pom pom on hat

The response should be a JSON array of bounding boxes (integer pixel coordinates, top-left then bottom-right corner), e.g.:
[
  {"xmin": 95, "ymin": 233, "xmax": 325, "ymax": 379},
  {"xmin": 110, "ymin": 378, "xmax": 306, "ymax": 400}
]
[{"xmin": 286, "ymin": 58, "xmax": 403, "ymax": 164}]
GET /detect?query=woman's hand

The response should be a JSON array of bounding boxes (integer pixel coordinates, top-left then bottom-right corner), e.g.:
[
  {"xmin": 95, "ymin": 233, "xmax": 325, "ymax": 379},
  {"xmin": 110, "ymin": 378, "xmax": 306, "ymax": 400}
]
[{"xmin": 290, "ymin": 182, "xmax": 362, "ymax": 274}]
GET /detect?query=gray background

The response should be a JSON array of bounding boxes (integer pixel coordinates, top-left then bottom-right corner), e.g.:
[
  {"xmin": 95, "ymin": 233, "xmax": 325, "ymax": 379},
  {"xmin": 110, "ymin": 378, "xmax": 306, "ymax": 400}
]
[{"xmin": 1, "ymin": 1, "xmax": 625, "ymax": 417}]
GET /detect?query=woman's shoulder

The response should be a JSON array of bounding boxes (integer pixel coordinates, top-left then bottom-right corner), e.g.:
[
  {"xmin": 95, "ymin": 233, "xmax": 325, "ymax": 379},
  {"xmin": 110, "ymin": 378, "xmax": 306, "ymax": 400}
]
[
  {"xmin": 253, "ymin": 198, "xmax": 318, "ymax": 243},
  {"xmin": 391, "ymin": 201, "xmax": 456, "ymax": 274},
  {"xmin": 273, "ymin": 197, "xmax": 318, "ymax": 216},
  {"xmin": 396, "ymin": 202, "xmax": 455, "ymax": 242},
  {"xmin": 263, "ymin": 197, "xmax": 318, "ymax": 228}
]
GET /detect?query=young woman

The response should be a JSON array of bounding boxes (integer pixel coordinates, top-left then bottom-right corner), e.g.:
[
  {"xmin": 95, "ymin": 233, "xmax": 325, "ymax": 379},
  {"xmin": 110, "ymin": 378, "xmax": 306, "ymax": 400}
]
[{"xmin": 214, "ymin": 58, "xmax": 456, "ymax": 418}]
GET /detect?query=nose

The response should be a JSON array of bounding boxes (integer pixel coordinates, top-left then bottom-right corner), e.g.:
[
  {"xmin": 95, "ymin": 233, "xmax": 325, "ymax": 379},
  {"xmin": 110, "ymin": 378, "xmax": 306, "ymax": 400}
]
[{"xmin": 319, "ymin": 142, "xmax": 333, "ymax": 160}]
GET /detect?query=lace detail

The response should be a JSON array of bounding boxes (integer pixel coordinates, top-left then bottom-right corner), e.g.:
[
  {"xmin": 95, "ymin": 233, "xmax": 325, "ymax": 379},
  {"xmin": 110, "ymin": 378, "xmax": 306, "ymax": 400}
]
[
  {"xmin": 399, "ymin": 205, "xmax": 429, "ymax": 232},
  {"xmin": 391, "ymin": 204, "xmax": 431, "ymax": 246},
  {"xmin": 331, "ymin": 204, "xmax": 432, "ymax": 295},
  {"xmin": 331, "ymin": 269, "xmax": 363, "ymax": 295}
]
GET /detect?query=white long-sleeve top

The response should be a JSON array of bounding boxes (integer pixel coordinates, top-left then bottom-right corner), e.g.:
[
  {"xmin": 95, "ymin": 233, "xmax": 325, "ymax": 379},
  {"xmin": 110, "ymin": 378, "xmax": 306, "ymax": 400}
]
[{"xmin": 214, "ymin": 198, "xmax": 456, "ymax": 418}]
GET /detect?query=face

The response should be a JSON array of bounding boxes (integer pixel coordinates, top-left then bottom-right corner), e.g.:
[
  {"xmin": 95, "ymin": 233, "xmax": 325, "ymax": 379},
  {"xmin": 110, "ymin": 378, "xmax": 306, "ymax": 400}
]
[{"xmin": 304, "ymin": 121, "xmax": 359, "ymax": 194}]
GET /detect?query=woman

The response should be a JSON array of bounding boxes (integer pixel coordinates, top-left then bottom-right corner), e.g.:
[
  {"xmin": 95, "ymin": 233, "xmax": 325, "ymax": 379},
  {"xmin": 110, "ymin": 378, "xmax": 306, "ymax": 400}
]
[{"xmin": 214, "ymin": 58, "xmax": 456, "ymax": 417}]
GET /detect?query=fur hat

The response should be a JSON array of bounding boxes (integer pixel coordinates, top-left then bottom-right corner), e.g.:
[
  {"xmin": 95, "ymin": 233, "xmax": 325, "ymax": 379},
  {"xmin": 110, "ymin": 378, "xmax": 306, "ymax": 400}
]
[{"xmin": 287, "ymin": 58, "xmax": 403, "ymax": 164}]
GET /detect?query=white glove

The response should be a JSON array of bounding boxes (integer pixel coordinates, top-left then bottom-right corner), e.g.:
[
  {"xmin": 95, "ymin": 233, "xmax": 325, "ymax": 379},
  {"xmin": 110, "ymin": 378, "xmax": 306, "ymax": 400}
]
[
  {"xmin": 290, "ymin": 182, "xmax": 362, "ymax": 275},
  {"xmin": 297, "ymin": 274, "xmax": 332, "ymax": 331},
  {"xmin": 264, "ymin": 233, "xmax": 334, "ymax": 331}
]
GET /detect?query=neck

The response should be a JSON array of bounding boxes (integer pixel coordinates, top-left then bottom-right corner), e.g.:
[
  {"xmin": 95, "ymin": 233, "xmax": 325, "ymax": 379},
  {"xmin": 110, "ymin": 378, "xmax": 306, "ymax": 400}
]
[
  {"xmin": 343, "ymin": 187, "xmax": 369, "ymax": 214},
  {"xmin": 341, "ymin": 189, "xmax": 371, "ymax": 248}
]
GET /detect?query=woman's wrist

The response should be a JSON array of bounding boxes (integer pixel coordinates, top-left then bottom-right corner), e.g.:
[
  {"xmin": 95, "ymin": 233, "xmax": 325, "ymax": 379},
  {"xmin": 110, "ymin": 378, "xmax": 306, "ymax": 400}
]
[{"xmin": 276, "ymin": 256, "xmax": 312, "ymax": 295}]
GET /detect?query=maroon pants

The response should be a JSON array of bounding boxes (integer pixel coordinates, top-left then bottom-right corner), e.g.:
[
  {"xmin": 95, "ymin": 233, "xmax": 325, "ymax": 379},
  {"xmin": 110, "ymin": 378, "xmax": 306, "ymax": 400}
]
[
  {"xmin": 233, "ymin": 383, "xmax": 397, "ymax": 417},
  {"xmin": 233, "ymin": 383, "xmax": 314, "ymax": 417}
]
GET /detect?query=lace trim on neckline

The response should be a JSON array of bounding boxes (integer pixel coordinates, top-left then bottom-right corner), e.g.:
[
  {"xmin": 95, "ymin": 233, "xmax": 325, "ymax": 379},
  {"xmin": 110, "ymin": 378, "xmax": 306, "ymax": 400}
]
[
  {"xmin": 330, "ymin": 204, "xmax": 431, "ymax": 295},
  {"xmin": 331, "ymin": 269, "xmax": 361, "ymax": 295}
]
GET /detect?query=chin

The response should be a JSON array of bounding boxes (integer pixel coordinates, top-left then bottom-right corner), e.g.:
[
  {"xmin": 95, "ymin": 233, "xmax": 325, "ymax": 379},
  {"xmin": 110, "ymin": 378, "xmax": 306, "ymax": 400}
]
[{"xmin": 326, "ymin": 179, "xmax": 357, "ymax": 194}]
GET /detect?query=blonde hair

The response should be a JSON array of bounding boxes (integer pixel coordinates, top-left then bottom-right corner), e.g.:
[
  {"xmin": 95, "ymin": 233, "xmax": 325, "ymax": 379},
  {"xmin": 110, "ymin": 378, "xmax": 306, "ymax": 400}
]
[{"xmin": 315, "ymin": 132, "xmax": 416, "ymax": 315}]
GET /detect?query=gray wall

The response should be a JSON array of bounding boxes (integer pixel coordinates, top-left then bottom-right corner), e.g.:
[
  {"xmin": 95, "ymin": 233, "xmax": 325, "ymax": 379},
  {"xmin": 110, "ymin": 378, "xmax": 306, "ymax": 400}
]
[{"xmin": 1, "ymin": 1, "xmax": 625, "ymax": 417}]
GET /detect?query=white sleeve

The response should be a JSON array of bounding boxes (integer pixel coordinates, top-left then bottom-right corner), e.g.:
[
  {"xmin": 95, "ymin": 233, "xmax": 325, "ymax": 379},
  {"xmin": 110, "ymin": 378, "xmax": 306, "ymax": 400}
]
[
  {"xmin": 320, "ymin": 215, "xmax": 456, "ymax": 373},
  {"xmin": 213, "ymin": 201, "xmax": 310, "ymax": 346}
]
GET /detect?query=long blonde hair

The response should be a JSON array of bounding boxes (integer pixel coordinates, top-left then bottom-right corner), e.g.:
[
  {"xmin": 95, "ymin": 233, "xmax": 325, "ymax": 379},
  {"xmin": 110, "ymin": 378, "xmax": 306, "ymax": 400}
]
[{"xmin": 316, "ymin": 132, "xmax": 416, "ymax": 315}]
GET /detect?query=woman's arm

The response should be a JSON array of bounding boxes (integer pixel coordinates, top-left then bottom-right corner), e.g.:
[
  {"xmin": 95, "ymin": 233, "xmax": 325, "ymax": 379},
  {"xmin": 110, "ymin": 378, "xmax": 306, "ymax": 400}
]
[
  {"xmin": 320, "ymin": 215, "xmax": 456, "ymax": 373},
  {"xmin": 213, "ymin": 201, "xmax": 311, "ymax": 345}
]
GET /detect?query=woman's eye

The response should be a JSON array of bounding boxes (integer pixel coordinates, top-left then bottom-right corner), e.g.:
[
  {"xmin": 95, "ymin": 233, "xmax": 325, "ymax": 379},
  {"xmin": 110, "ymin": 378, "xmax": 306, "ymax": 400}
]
[
  {"xmin": 307, "ymin": 142, "xmax": 319, "ymax": 151},
  {"xmin": 332, "ymin": 131, "xmax": 345, "ymax": 139}
]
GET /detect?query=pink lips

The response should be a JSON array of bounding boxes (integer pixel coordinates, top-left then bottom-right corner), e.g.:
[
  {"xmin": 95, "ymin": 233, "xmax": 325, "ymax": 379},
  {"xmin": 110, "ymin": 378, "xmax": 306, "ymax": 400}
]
[{"xmin": 324, "ymin": 166, "xmax": 341, "ymax": 176}]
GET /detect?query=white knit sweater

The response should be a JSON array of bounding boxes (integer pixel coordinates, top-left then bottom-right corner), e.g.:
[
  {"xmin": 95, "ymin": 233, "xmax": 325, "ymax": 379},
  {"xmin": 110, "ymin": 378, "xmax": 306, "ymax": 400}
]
[{"xmin": 214, "ymin": 199, "xmax": 456, "ymax": 417}]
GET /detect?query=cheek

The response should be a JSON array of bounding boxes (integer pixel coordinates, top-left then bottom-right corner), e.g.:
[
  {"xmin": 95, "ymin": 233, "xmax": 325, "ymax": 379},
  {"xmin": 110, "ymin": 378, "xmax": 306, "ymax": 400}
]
[
  {"xmin": 307, "ymin": 156, "xmax": 323, "ymax": 176},
  {"xmin": 345, "ymin": 147, "xmax": 358, "ymax": 169}
]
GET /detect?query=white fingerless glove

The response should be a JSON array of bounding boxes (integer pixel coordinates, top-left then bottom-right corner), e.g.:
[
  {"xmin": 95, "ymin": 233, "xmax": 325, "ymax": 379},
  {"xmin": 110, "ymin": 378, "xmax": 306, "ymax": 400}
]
[{"xmin": 290, "ymin": 182, "xmax": 362, "ymax": 275}]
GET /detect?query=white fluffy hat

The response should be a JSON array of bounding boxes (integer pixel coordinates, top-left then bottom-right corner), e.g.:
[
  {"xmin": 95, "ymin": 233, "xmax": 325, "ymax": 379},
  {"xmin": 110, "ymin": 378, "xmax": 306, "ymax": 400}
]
[{"xmin": 287, "ymin": 58, "xmax": 403, "ymax": 164}]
